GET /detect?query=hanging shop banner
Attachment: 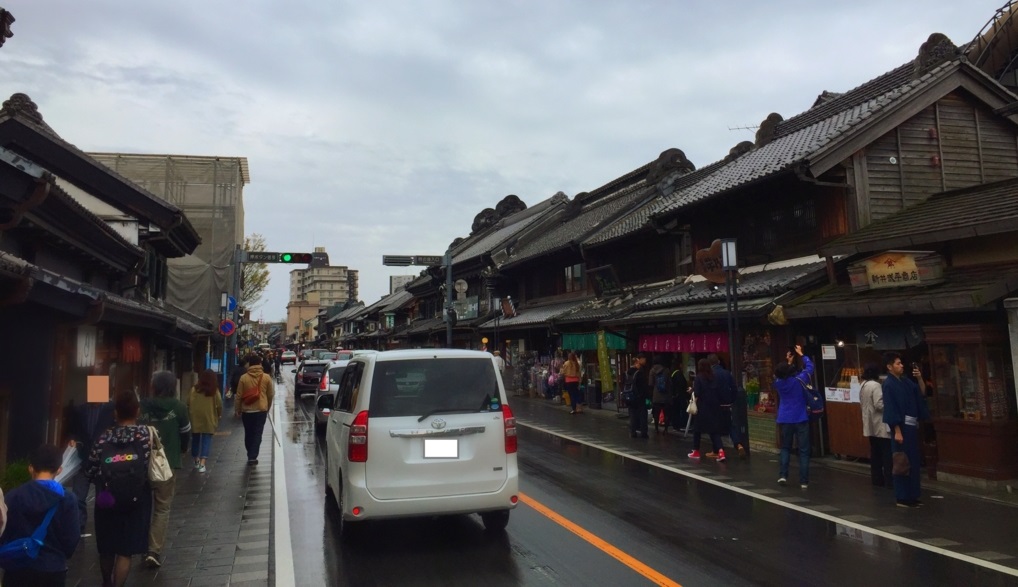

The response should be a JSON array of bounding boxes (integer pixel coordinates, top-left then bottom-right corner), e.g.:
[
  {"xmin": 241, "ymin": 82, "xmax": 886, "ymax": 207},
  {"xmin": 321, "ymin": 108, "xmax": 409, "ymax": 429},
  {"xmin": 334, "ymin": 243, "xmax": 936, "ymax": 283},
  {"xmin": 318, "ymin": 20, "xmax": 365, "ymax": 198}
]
[
  {"xmin": 638, "ymin": 332, "xmax": 728, "ymax": 353},
  {"xmin": 596, "ymin": 330, "xmax": 615, "ymax": 393},
  {"xmin": 77, "ymin": 325, "xmax": 97, "ymax": 368}
]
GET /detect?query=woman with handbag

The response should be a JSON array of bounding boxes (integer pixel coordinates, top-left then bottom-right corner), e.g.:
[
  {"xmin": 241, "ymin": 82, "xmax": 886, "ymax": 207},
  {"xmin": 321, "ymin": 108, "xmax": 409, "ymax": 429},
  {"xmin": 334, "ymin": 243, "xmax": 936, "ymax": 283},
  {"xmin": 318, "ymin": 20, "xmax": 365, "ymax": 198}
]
[
  {"xmin": 86, "ymin": 389, "xmax": 153, "ymax": 587},
  {"xmin": 561, "ymin": 352, "xmax": 583, "ymax": 414},
  {"xmin": 188, "ymin": 369, "xmax": 223, "ymax": 474},
  {"xmin": 235, "ymin": 353, "xmax": 275, "ymax": 465},
  {"xmin": 774, "ymin": 344, "xmax": 814, "ymax": 488}
]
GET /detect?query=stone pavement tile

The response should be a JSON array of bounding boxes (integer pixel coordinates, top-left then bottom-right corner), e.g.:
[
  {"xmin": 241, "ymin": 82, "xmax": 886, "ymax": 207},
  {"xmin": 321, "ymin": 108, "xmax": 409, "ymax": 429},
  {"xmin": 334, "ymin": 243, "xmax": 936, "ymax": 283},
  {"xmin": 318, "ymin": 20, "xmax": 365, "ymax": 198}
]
[
  {"xmin": 236, "ymin": 540, "xmax": 270, "ymax": 550},
  {"xmin": 230, "ymin": 580, "xmax": 270, "ymax": 587},
  {"xmin": 196, "ymin": 562, "xmax": 235, "ymax": 575},
  {"xmin": 189, "ymin": 574, "xmax": 233, "ymax": 586},
  {"xmin": 235, "ymin": 554, "xmax": 270, "ymax": 565},
  {"xmin": 231, "ymin": 570, "xmax": 270, "ymax": 582},
  {"xmin": 198, "ymin": 554, "xmax": 237, "ymax": 568},
  {"xmin": 200, "ymin": 544, "xmax": 239, "ymax": 558}
]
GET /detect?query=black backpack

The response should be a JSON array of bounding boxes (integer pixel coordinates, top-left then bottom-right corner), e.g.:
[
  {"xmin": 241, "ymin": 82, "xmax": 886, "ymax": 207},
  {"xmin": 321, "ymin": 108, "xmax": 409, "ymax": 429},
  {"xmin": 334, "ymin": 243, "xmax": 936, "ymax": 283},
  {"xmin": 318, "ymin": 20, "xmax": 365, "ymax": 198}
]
[{"xmin": 99, "ymin": 436, "xmax": 148, "ymax": 512}]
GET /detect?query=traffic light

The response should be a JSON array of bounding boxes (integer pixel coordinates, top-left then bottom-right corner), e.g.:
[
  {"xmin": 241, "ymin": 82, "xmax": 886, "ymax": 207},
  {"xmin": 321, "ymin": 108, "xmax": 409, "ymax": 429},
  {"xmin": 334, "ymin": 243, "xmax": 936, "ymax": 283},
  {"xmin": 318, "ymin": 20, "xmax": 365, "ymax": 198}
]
[{"xmin": 279, "ymin": 253, "xmax": 313, "ymax": 263}]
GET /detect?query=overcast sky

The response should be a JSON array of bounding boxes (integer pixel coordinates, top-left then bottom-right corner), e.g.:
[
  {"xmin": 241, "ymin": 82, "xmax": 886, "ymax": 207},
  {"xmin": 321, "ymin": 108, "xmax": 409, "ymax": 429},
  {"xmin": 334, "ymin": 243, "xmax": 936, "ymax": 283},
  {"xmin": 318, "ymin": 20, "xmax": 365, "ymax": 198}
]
[{"xmin": 1, "ymin": 0, "xmax": 1007, "ymax": 321}]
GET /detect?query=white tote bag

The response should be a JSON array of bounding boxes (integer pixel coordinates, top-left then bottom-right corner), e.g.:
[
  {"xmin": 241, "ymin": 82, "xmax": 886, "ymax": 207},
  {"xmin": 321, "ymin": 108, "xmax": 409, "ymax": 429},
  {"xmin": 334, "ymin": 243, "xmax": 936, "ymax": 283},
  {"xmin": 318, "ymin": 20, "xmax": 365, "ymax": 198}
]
[{"xmin": 148, "ymin": 427, "xmax": 174, "ymax": 483}]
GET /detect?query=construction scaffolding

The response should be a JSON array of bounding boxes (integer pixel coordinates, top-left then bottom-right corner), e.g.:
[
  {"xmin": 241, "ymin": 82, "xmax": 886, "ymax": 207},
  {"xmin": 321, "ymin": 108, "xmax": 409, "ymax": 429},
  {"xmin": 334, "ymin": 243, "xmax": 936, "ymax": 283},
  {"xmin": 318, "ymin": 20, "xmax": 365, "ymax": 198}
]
[{"xmin": 87, "ymin": 153, "xmax": 249, "ymax": 324}]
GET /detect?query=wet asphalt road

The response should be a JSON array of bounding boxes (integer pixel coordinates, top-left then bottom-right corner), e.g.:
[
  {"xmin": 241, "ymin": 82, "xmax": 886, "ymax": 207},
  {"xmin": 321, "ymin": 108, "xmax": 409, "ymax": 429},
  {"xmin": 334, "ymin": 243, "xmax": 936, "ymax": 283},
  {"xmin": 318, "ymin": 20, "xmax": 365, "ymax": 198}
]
[{"xmin": 276, "ymin": 372, "xmax": 1017, "ymax": 587}]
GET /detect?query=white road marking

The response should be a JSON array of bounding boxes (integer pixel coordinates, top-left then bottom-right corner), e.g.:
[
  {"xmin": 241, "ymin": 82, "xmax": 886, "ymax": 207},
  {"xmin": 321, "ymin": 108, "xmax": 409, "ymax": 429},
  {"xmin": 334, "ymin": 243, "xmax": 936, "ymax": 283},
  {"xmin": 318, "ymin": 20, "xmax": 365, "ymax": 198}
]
[
  {"xmin": 271, "ymin": 399, "xmax": 296, "ymax": 587},
  {"xmin": 518, "ymin": 419, "xmax": 1018, "ymax": 577}
]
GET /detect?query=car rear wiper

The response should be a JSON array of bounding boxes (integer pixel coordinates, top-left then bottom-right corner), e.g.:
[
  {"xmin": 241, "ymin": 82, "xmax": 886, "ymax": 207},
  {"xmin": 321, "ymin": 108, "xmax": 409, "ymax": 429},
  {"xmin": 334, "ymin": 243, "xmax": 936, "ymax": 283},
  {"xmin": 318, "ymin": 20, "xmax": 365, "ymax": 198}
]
[{"xmin": 417, "ymin": 407, "xmax": 481, "ymax": 422}]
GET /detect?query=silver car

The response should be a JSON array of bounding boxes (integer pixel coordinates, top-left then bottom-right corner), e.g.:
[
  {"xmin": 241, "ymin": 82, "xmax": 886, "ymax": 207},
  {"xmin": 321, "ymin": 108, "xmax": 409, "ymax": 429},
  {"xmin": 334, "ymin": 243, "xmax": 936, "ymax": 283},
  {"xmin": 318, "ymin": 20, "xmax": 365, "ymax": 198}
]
[{"xmin": 324, "ymin": 349, "xmax": 519, "ymax": 536}]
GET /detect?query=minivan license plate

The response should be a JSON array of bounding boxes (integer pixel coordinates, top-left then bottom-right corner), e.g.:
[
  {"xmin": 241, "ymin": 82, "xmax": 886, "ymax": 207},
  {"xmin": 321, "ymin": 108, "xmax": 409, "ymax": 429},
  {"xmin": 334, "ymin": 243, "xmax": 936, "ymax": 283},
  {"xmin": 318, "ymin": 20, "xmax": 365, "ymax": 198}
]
[{"xmin": 424, "ymin": 438, "xmax": 458, "ymax": 459}]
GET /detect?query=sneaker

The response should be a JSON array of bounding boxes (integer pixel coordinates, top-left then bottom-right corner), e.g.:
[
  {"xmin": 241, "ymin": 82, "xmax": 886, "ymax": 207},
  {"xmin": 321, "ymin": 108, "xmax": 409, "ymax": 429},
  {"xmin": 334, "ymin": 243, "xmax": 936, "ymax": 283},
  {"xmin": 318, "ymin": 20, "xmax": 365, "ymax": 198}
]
[
  {"xmin": 801, "ymin": 484, "xmax": 808, "ymax": 489},
  {"xmin": 736, "ymin": 444, "xmax": 746, "ymax": 459},
  {"xmin": 705, "ymin": 451, "xmax": 719, "ymax": 459},
  {"xmin": 197, "ymin": 464, "xmax": 207, "ymax": 473},
  {"xmin": 145, "ymin": 552, "xmax": 163, "ymax": 568},
  {"xmin": 687, "ymin": 450, "xmax": 701, "ymax": 459},
  {"xmin": 778, "ymin": 477, "xmax": 787, "ymax": 485},
  {"xmin": 247, "ymin": 459, "xmax": 258, "ymax": 466},
  {"xmin": 896, "ymin": 500, "xmax": 919, "ymax": 508},
  {"xmin": 194, "ymin": 458, "xmax": 201, "ymax": 468},
  {"xmin": 914, "ymin": 499, "xmax": 925, "ymax": 507},
  {"xmin": 716, "ymin": 449, "xmax": 726, "ymax": 462}
]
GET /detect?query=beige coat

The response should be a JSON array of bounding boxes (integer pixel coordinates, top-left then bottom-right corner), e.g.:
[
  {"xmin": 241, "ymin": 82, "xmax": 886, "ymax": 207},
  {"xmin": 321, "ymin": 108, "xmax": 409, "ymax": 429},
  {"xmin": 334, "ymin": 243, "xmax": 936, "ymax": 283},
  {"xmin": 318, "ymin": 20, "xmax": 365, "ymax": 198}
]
[
  {"xmin": 236, "ymin": 365, "xmax": 275, "ymax": 414},
  {"xmin": 860, "ymin": 379, "xmax": 889, "ymax": 438}
]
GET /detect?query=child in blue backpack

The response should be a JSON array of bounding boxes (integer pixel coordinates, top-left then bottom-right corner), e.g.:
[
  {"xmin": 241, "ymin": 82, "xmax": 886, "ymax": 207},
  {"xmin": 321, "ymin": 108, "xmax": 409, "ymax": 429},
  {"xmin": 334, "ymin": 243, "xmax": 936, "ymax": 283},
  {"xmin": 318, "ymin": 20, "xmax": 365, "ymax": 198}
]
[{"xmin": 0, "ymin": 444, "xmax": 80, "ymax": 586}]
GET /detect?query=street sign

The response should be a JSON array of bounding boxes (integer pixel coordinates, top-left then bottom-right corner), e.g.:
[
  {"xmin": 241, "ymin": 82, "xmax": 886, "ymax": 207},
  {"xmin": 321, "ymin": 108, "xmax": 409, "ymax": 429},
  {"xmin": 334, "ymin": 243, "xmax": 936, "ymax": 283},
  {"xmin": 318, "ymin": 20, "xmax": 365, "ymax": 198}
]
[
  {"xmin": 382, "ymin": 254, "xmax": 443, "ymax": 267},
  {"xmin": 413, "ymin": 255, "xmax": 443, "ymax": 266},
  {"xmin": 246, "ymin": 251, "xmax": 280, "ymax": 263},
  {"xmin": 227, "ymin": 296, "xmax": 237, "ymax": 312},
  {"xmin": 219, "ymin": 319, "xmax": 237, "ymax": 336}
]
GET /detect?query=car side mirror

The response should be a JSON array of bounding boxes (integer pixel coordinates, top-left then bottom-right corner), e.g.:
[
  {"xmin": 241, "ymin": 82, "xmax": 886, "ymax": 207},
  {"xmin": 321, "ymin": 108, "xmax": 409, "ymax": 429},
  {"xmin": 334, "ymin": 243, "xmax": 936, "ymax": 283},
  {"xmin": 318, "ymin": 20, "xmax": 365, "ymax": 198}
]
[{"xmin": 291, "ymin": 369, "xmax": 297, "ymax": 373}]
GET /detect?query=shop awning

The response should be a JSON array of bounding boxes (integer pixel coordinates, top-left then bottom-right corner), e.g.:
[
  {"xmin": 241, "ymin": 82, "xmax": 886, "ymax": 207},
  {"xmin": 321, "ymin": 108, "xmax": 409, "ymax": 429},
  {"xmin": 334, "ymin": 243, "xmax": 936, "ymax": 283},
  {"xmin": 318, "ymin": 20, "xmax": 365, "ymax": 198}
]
[
  {"xmin": 602, "ymin": 297, "xmax": 777, "ymax": 326},
  {"xmin": 478, "ymin": 298, "xmax": 592, "ymax": 331},
  {"xmin": 785, "ymin": 264, "xmax": 1018, "ymax": 319},
  {"xmin": 561, "ymin": 331, "xmax": 628, "ymax": 351}
]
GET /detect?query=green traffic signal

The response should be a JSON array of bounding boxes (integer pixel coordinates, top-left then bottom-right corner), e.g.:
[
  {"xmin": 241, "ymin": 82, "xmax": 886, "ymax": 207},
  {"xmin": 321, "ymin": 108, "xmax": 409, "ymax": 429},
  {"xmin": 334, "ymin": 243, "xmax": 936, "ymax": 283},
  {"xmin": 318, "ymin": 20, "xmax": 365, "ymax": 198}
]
[
  {"xmin": 279, "ymin": 252, "xmax": 313, "ymax": 263},
  {"xmin": 281, "ymin": 253, "xmax": 293, "ymax": 262}
]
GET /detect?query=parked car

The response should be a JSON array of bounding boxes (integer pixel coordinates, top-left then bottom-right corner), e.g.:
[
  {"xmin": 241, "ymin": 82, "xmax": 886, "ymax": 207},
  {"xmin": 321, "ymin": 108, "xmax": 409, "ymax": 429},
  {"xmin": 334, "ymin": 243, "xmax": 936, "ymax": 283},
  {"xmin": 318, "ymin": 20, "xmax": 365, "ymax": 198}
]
[
  {"xmin": 293, "ymin": 359, "xmax": 330, "ymax": 398},
  {"xmin": 324, "ymin": 349, "xmax": 518, "ymax": 537},
  {"xmin": 280, "ymin": 351, "xmax": 297, "ymax": 365},
  {"xmin": 315, "ymin": 351, "xmax": 376, "ymax": 435},
  {"xmin": 310, "ymin": 348, "xmax": 332, "ymax": 360}
]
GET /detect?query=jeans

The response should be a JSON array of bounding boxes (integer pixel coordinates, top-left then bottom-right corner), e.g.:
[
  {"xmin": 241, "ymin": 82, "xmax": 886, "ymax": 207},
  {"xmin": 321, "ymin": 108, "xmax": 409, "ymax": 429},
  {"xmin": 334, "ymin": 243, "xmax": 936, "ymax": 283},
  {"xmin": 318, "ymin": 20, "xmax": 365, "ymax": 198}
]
[
  {"xmin": 242, "ymin": 411, "xmax": 269, "ymax": 461},
  {"xmin": 566, "ymin": 381, "xmax": 581, "ymax": 409},
  {"xmin": 628, "ymin": 398, "xmax": 648, "ymax": 436},
  {"xmin": 191, "ymin": 433, "xmax": 213, "ymax": 460},
  {"xmin": 779, "ymin": 421, "xmax": 811, "ymax": 484},
  {"xmin": 149, "ymin": 475, "xmax": 176, "ymax": 555}
]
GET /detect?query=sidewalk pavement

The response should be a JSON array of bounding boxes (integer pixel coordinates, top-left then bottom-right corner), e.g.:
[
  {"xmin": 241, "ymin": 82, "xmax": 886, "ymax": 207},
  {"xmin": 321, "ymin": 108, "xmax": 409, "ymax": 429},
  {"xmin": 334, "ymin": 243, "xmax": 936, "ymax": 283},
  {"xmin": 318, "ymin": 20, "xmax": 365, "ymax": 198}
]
[
  {"xmin": 66, "ymin": 399, "xmax": 274, "ymax": 587},
  {"xmin": 512, "ymin": 394, "xmax": 1018, "ymax": 573}
]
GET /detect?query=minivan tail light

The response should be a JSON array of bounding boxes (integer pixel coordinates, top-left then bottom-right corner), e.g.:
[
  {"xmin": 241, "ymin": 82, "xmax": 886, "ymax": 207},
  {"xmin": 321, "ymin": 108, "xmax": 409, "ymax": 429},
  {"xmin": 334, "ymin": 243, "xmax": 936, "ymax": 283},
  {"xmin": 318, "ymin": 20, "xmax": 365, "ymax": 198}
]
[
  {"xmin": 349, "ymin": 411, "xmax": 369, "ymax": 462},
  {"xmin": 502, "ymin": 405, "xmax": 517, "ymax": 454},
  {"xmin": 319, "ymin": 375, "xmax": 329, "ymax": 392}
]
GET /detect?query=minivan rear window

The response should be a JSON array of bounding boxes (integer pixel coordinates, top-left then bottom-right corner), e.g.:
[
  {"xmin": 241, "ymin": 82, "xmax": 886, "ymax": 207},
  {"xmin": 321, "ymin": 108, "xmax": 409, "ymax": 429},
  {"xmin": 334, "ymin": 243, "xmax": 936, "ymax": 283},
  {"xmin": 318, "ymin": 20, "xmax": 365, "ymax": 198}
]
[
  {"xmin": 327, "ymin": 366, "xmax": 346, "ymax": 384},
  {"xmin": 369, "ymin": 358, "xmax": 500, "ymax": 418},
  {"xmin": 302, "ymin": 365, "xmax": 327, "ymax": 375}
]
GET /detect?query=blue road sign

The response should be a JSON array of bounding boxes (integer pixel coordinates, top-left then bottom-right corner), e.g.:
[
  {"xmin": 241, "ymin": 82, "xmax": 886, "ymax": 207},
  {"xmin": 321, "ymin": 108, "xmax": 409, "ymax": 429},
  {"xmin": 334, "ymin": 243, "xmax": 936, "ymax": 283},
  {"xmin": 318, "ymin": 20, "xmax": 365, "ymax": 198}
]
[{"xmin": 227, "ymin": 296, "xmax": 237, "ymax": 312}]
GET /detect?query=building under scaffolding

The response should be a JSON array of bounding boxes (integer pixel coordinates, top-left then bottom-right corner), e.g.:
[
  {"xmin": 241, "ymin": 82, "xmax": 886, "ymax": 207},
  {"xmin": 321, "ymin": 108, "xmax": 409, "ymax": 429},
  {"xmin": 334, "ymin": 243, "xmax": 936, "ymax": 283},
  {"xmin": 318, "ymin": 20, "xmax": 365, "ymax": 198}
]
[{"xmin": 86, "ymin": 153, "xmax": 249, "ymax": 325}]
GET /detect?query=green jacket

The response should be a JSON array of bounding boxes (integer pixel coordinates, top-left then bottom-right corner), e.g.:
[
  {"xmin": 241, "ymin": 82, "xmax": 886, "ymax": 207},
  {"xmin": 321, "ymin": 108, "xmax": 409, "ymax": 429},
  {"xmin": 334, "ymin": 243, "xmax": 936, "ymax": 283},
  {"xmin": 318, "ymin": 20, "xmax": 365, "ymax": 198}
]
[{"xmin": 140, "ymin": 397, "xmax": 192, "ymax": 470}]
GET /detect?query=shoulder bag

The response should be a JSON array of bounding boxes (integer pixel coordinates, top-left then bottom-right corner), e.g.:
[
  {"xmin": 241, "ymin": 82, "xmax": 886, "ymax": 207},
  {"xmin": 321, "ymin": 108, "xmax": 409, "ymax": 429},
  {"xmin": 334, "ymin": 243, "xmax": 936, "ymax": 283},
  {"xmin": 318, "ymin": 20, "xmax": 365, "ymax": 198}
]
[
  {"xmin": 798, "ymin": 377, "xmax": 825, "ymax": 416},
  {"xmin": 147, "ymin": 426, "xmax": 174, "ymax": 483},
  {"xmin": 686, "ymin": 392, "xmax": 698, "ymax": 415},
  {"xmin": 241, "ymin": 374, "xmax": 264, "ymax": 405},
  {"xmin": 0, "ymin": 502, "xmax": 59, "ymax": 568}
]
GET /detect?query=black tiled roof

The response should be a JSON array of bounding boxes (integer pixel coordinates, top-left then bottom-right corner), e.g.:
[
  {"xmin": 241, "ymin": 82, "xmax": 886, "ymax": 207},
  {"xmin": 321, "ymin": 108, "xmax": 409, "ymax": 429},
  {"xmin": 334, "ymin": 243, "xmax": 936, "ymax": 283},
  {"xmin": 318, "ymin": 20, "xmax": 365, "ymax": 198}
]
[
  {"xmin": 478, "ymin": 298, "xmax": 591, "ymax": 329},
  {"xmin": 552, "ymin": 282, "xmax": 674, "ymax": 324},
  {"xmin": 500, "ymin": 181, "xmax": 652, "ymax": 268},
  {"xmin": 820, "ymin": 177, "xmax": 1018, "ymax": 256},
  {"xmin": 452, "ymin": 195, "xmax": 563, "ymax": 264},
  {"xmin": 641, "ymin": 259, "xmax": 828, "ymax": 309},
  {"xmin": 785, "ymin": 263, "xmax": 1018, "ymax": 318},
  {"xmin": 651, "ymin": 60, "xmax": 965, "ymax": 219}
]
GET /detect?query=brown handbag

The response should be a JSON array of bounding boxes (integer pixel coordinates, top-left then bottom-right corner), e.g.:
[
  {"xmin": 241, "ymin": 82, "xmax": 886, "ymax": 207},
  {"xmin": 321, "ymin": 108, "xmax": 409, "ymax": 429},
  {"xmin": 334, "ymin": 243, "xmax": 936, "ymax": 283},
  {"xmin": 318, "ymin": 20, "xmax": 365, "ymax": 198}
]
[{"xmin": 892, "ymin": 451, "xmax": 910, "ymax": 476}]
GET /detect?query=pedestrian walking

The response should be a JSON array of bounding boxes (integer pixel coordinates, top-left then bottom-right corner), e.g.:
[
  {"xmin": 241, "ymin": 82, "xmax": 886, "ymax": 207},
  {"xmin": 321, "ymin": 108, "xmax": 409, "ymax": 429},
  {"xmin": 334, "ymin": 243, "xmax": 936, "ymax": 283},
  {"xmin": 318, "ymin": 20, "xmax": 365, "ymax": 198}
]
[
  {"xmin": 139, "ymin": 371, "xmax": 191, "ymax": 569},
  {"xmin": 882, "ymin": 352, "xmax": 930, "ymax": 508},
  {"xmin": 859, "ymin": 364, "xmax": 892, "ymax": 487},
  {"xmin": 493, "ymin": 350, "xmax": 505, "ymax": 374},
  {"xmin": 0, "ymin": 444, "xmax": 80, "ymax": 587},
  {"xmin": 775, "ymin": 344, "xmax": 813, "ymax": 488},
  {"xmin": 709, "ymin": 354, "xmax": 745, "ymax": 458},
  {"xmin": 235, "ymin": 353, "xmax": 275, "ymax": 465},
  {"xmin": 688, "ymin": 358, "xmax": 725, "ymax": 461},
  {"xmin": 670, "ymin": 357, "xmax": 689, "ymax": 428},
  {"xmin": 86, "ymin": 389, "xmax": 153, "ymax": 587},
  {"xmin": 649, "ymin": 355, "xmax": 673, "ymax": 433},
  {"xmin": 561, "ymin": 352, "xmax": 583, "ymax": 414},
  {"xmin": 628, "ymin": 354, "xmax": 651, "ymax": 438},
  {"xmin": 66, "ymin": 398, "xmax": 115, "ymax": 535},
  {"xmin": 188, "ymin": 369, "xmax": 223, "ymax": 474}
]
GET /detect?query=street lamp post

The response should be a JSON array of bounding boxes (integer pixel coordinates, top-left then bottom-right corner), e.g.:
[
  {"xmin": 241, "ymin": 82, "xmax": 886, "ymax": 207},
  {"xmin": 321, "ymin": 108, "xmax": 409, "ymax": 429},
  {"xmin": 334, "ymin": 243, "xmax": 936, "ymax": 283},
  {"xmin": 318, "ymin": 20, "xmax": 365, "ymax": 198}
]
[{"xmin": 721, "ymin": 238, "xmax": 747, "ymax": 454}]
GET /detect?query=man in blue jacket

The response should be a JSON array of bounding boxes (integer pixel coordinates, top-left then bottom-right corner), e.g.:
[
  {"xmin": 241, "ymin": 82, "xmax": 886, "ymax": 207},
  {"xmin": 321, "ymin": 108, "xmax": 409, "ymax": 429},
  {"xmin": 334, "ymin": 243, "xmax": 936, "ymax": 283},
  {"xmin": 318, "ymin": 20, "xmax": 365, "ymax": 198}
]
[
  {"xmin": 0, "ymin": 444, "xmax": 80, "ymax": 586},
  {"xmin": 882, "ymin": 352, "xmax": 929, "ymax": 508}
]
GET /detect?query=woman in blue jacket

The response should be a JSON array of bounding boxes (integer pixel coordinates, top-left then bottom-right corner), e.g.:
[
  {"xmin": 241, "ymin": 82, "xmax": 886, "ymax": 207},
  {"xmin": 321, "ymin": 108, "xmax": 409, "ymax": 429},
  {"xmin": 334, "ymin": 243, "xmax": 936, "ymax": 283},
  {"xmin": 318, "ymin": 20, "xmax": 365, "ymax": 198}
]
[{"xmin": 774, "ymin": 344, "xmax": 814, "ymax": 488}]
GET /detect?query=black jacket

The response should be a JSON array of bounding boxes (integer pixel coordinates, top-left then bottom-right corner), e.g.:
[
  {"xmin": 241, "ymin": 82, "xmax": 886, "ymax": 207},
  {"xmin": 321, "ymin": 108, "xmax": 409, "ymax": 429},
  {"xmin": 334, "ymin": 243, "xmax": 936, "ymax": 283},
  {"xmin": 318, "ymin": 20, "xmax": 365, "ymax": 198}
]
[{"xmin": 0, "ymin": 481, "xmax": 79, "ymax": 572}]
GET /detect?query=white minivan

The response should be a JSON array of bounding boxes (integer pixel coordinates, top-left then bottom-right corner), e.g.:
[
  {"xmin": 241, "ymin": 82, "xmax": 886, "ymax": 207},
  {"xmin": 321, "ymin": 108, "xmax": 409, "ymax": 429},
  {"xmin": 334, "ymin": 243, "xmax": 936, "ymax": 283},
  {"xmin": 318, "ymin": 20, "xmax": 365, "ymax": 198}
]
[{"xmin": 324, "ymin": 349, "xmax": 519, "ymax": 535}]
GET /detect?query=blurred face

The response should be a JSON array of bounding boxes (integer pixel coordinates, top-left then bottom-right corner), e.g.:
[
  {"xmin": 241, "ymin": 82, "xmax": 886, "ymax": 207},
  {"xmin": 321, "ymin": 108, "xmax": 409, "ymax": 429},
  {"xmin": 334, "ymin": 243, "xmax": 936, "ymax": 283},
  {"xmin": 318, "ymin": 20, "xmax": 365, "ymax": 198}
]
[
  {"xmin": 637, "ymin": 356, "xmax": 647, "ymax": 367},
  {"xmin": 888, "ymin": 358, "xmax": 905, "ymax": 377}
]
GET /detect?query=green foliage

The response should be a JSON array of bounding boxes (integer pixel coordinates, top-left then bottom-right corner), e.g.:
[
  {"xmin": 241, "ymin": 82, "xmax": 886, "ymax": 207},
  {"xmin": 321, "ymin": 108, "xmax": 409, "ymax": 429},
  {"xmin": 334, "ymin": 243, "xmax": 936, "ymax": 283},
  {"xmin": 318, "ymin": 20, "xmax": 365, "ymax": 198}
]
[
  {"xmin": 1, "ymin": 460, "xmax": 31, "ymax": 492},
  {"xmin": 242, "ymin": 233, "xmax": 271, "ymax": 310}
]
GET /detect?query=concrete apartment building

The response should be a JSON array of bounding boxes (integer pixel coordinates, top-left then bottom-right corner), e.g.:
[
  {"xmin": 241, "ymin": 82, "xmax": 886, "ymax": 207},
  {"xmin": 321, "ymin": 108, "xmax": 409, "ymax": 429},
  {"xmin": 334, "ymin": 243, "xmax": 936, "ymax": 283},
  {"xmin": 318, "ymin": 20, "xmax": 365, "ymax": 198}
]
[{"xmin": 286, "ymin": 247, "xmax": 358, "ymax": 344}]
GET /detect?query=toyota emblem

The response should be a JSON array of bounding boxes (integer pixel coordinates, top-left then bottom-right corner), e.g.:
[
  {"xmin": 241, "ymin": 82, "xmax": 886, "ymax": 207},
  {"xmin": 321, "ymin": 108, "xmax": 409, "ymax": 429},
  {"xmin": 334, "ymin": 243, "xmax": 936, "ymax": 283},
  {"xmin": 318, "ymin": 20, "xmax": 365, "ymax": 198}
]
[{"xmin": 431, "ymin": 418, "xmax": 447, "ymax": 430}]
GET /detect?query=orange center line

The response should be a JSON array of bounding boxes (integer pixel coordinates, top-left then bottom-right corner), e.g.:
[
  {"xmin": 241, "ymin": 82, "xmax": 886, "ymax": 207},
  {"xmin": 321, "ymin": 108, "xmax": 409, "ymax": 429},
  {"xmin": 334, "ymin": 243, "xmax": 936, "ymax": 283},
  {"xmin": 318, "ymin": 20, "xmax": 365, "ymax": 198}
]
[{"xmin": 518, "ymin": 492, "xmax": 682, "ymax": 587}]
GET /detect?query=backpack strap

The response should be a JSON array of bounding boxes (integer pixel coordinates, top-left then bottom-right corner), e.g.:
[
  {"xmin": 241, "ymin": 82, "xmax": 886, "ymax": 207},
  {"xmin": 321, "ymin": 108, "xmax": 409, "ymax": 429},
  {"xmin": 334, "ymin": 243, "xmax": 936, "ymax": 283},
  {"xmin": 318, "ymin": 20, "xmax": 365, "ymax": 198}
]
[{"xmin": 30, "ymin": 502, "xmax": 60, "ymax": 544}]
